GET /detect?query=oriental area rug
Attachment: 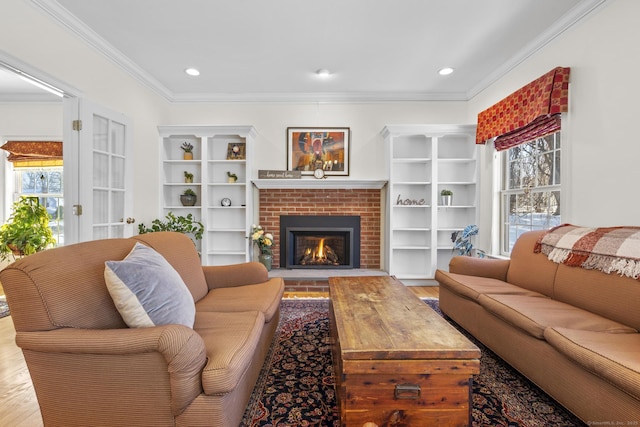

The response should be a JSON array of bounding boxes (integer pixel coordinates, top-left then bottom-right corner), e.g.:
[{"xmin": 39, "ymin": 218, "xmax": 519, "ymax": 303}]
[{"xmin": 240, "ymin": 299, "xmax": 586, "ymax": 427}]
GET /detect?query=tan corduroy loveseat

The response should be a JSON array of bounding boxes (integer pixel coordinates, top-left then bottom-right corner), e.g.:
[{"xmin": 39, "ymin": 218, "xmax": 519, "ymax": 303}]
[
  {"xmin": 435, "ymin": 229, "xmax": 640, "ymax": 424},
  {"xmin": 0, "ymin": 231, "xmax": 284, "ymax": 427}
]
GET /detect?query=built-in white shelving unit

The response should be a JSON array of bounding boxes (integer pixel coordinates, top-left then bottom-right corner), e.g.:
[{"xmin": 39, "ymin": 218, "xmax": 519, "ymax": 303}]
[
  {"xmin": 158, "ymin": 125, "xmax": 256, "ymax": 265},
  {"xmin": 382, "ymin": 124, "xmax": 478, "ymax": 284}
]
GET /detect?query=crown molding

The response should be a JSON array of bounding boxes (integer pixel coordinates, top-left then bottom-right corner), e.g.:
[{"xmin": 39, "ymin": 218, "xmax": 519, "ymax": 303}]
[{"xmin": 169, "ymin": 91, "xmax": 469, "ymax": 103}]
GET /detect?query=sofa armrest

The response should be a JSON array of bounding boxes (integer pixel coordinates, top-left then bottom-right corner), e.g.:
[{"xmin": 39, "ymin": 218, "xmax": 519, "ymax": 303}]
[
  {"xmin": 16, "ymin": 325, "xmax": 207, "ymax": 416},
  {"xmin": 202, "ymin": 261, "xmax": 269, "ymax": 289},
  {"xmin": 448, "ymin": 256, "xmax": 511, "ymax": 281}
]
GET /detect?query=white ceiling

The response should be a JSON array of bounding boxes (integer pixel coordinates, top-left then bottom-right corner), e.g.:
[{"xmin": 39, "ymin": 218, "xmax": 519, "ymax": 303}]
[{"xmin": 5, "ymin": 0, "xmax": 606, "ymax": 102}]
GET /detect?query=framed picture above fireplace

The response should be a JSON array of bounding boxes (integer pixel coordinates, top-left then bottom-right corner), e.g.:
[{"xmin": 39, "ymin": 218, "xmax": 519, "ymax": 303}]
[{"xmin": 287, "ymin": 127, "xmax": 350, "ymax": 176}]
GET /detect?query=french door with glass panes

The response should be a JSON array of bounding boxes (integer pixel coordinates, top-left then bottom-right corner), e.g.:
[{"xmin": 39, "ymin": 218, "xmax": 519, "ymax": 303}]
[{"xmin": 63, "ymin": 98, "xmax": 133, "ymax": 243}]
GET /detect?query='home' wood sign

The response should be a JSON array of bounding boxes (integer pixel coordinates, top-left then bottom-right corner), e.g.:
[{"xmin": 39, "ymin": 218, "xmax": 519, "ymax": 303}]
[{"xmin": 396, "ymin": 194, "xmax": 427, "ymax": 205}]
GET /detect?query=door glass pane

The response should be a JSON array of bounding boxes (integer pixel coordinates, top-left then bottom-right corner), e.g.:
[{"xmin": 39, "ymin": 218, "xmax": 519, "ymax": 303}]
[
  {"xmin": 93, "ymin": 226, "xmax": 109, "ymax": 240},
  {"xmin": 111, "ymin": 224, "xmax": 125, "ymax": 238},
  {"xmin": 93, "ymin": 189, "xmax": 108, "ymax": 223},
  {"xmin": 94, "ymin": 152, "xmax": 109, "ymax": 187},
  {"xmin": 110, "ymin": 191, "xmax": 124, "ymax": 223},
  {"xmin": 111, "ymin": 156, "xmax": 125, "ymax": 189},
  {"xmin": 111, "ymin": 121, "xmax": 125, "ymax": 156},
  {"xmin": 93, "ymin": 115, "xmax": 109, "ymax": 152}
]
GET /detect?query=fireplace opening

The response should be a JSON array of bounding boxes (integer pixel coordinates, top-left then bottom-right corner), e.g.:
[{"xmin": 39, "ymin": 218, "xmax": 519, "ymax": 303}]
[{"xmin": 280, "ymin": 215, "xmax": 360, "ymax": 269}]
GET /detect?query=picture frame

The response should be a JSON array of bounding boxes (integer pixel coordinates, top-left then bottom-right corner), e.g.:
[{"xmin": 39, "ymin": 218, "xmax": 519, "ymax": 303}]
[
  {"xmin": 287, "ymin": 127, "xmax": 350, "ymax": 176},
  {"xmin": 226, "ymin": 142, "xmax": 246, "ymax": 160}
]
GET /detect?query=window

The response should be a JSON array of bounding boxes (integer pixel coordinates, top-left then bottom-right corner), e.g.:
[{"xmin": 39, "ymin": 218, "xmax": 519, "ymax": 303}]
[
  {"xmin": 13, "ymin": 167, "xmax": 64, "ymax": 246},
  {"xmin": 501, "ymin": 132, "xmax": 561, "ymax": 254}
]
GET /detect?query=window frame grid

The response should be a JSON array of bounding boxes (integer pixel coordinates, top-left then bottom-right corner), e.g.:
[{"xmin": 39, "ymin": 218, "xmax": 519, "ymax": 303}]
[{"xmin": 500, "ymin": 133, "xmax": 561, "ymax": 255}]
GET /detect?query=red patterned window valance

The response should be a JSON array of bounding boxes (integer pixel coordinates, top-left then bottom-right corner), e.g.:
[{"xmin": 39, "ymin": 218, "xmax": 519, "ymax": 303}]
[
  {"xmin": 476, "ymin": 67, "xmax": 570, "ymax": 151},
  {"xmin": 1, "ymin": 141, "xmax": 63, "ymax": 167}
]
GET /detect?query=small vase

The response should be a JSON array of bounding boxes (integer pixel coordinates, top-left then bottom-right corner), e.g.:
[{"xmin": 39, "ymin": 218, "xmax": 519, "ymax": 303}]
[
  {"xmin": 258, "ymin": 254, "xmax": 273, "ymax": 271},
  {"xmin": 441, "ymin": 195, "xmax": 453, "ymax": 206},
  {"xmin": 180, "ymin": 194, "xmax": 197, "ymax": 206},
  {"xmin": 185, "ymin": 177, "xmax": 193, "ymax": 183},
  {"xmin": 183, "ymin": 152, "xmax": 193, "ymax": 160}
]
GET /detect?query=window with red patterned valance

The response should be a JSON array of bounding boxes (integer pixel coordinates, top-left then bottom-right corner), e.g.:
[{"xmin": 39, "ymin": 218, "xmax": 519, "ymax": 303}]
[{"xmin": 476, "ymin": 67, "xmax": 570, "ymax": 151}]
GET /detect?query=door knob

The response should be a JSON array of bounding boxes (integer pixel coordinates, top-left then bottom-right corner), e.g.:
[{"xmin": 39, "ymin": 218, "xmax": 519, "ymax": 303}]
[{"xmin": 126, "ymin": 217, "xmax": 136, "ymax": 224}]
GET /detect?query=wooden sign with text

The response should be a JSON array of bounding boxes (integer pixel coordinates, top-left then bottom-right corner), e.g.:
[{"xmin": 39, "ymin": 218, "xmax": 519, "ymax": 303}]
[
  {"xmin": 396, "ymin": 194, "xmax": 427, "ymax": 205},
  {"xmin": 258, "ymin": 170, "xmax": 301, "ymax": 179}
]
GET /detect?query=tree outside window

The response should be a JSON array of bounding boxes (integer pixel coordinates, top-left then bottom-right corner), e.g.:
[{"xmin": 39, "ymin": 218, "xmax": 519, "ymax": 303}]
[{"xmin": 501, "ymin": 132, "xmax": 561, "ymax": 254}]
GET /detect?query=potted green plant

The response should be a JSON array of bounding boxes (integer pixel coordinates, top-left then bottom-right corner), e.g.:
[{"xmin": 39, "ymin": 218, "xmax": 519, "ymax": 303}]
[
  {"xmin": 181, "ymin": 142, "xmax": 194, "ymax": 160},
  {"xmin": 227, "ymin": 171, "xmax": 238, "ymax": 183},
  {"xmin": 184, "ymin": 171, "xmax": 194, "ymax": 183},
  {"xmin": 138, "ymin": 212, "xmax": 204, "ymax": 245},
  {"xmin": 0, "ymin": 196, "xmax": 56, "ymax": 261},
  {"xmin": 180, "ymin": 189, "xmax": 197, "ymax": 206},
  {"xmin": 440, "ymin": 189, "xmax": 453, "ymax": 206}
]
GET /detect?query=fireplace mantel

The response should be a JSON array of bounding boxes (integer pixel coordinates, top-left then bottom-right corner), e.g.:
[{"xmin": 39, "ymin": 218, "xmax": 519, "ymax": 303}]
[{"xmin": 252, "ymin": 179, "xmax": 387, "ymax": 190}]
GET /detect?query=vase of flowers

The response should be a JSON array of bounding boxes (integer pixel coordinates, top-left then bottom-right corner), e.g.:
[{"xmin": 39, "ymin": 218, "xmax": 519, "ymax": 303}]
[{"xmin": 250, "ymin": 224, "xmax": 274, "ymax": 271}]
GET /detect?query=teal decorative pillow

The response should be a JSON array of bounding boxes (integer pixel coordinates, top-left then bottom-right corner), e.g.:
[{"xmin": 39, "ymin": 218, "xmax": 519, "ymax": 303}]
[{"xmin": 104, "ymin": 243, "xmax": 195, "ymax": 328}]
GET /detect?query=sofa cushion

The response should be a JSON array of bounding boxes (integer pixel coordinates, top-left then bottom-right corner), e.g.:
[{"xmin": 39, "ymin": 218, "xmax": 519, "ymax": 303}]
[
  {"xmin": 436, "ymin": 271, "xmax": 546, "ymax": 302},
  {"xmin": 554, "ymin": 263, "xmax": 640, "ymax": 331},
  {"xmin": 195, "ymin": 310, "xmax": 265, "ymax": 395},
  {"xmin": 478, "ymin": 294, "xmax": 637, "ymax": 339},
  {"xmin": 105, "ymin": 243, "xmax": 196, "ymax": 328},
  {"xmin": 195, "ymin": 278, "xmax": 284, "ymax": 323},
  {"xmin": 544, "ymin": 327, "xmax": 640, "ymax": 400},
  {"xmin": 505, "ymin": 230, "xmax": 558, "ymax": 296}
]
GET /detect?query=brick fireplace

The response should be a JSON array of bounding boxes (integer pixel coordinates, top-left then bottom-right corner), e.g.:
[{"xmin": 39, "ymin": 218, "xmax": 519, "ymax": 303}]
[{"xmin": 257, "ymin": 187, "xmax": 382, "ymax": 269}]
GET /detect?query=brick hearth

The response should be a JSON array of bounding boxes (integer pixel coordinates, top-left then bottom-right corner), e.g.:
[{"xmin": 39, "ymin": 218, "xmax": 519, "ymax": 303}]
[{"xmin": 258, "ymin": 188, "xmax": 382, "ymax": 269}]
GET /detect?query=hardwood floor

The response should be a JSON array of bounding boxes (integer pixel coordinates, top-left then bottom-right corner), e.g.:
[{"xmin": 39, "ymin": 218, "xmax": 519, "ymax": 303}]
[
  {"xmin": 0, "ymin": 315, "xmax": 43, "ymax": 427},
  {"xmin": 0, "ymin": 286, "xmax": 438, "ymax": 426}
]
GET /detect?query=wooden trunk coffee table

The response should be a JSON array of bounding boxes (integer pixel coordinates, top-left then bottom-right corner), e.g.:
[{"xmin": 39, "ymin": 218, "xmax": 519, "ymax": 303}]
[{"xmin": 329, "ymin": 276, "xmax": 480, "ymax": 427}]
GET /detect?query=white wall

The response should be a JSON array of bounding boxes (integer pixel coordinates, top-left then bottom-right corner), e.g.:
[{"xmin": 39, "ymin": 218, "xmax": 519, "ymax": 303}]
[{"xmin": 468, "ymin": 0, "xmax": 640, "ymax": 251}]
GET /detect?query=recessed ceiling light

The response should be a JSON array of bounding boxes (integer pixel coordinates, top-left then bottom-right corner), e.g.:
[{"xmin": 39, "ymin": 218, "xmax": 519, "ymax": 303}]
[
  {"xmin": 315, "ymin": 69, "xmax": 332, "ymax": 78},
  {"xmin": 185, "ymin": 68, "xmax": 200, "ymax": 76},
  {"xmin": 438, "ymin": 67, "xmax": 454, "ymax": 76}
]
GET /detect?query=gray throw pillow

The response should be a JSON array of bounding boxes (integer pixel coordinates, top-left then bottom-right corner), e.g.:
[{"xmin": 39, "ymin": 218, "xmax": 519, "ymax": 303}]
[{"xmin": 104, "ymin": 242, "xmax": 195, "ymax": 328}]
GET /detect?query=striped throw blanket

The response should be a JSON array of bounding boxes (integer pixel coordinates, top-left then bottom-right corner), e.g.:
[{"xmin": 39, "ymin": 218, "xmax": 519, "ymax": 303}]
[{"xmin": 534, "ymin": 224, "xmax": 640, "ymax": 280}]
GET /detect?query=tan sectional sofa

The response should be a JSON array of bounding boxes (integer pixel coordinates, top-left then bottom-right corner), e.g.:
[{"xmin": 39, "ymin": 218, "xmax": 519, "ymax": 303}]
[
  {"xmin": 0, "ymin": 231, "xmax": 284, "ymax": 427},
  {"xmin": 435, "ymin": 230, "xmax": 640, "ymax": 424}
]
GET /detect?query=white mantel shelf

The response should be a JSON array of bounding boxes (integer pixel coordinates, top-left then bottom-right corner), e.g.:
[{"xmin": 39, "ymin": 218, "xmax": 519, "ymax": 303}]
[{"xmin": 252, "ymin": 179, "xmax": 387, "ymax": 190}]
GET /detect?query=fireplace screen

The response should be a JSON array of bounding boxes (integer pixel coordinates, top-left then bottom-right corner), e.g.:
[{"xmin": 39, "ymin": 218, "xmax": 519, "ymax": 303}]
[
  {"xmin": 280, "ymin": 215, "xmax": 360, "ymax": 269},
  {"xmin": 293, "ymin": 231, "xmax": 348, "ymax": 266}
]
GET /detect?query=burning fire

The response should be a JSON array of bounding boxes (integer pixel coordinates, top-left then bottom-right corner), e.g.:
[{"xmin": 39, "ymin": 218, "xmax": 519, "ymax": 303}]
[{"xmin": 299, "ymin": 238, "xmax": 339, "ymax": 265}]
